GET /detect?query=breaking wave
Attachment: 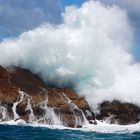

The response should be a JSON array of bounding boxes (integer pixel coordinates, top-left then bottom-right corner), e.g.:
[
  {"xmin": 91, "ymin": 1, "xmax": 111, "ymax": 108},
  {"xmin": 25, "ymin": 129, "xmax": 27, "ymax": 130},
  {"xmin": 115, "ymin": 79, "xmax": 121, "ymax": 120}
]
[{"xmin": 0, "ymin": 1, "xmax": 140, "ymax": 110}]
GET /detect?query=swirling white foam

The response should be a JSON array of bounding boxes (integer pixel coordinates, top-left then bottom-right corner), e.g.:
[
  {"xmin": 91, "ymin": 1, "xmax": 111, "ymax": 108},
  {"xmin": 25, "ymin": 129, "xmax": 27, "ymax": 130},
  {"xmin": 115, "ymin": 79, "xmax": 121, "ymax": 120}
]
[{"xmin": 0, "ymin": 1, "xmax": 140, "ymax": 110}]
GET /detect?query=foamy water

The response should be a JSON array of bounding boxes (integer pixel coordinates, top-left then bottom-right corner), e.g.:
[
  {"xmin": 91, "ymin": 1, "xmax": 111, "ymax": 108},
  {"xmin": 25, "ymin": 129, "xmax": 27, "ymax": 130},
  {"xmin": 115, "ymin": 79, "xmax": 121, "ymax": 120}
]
[{"xmin": 1, "ymin": 119, "xmax": 140, "ymax": 134}]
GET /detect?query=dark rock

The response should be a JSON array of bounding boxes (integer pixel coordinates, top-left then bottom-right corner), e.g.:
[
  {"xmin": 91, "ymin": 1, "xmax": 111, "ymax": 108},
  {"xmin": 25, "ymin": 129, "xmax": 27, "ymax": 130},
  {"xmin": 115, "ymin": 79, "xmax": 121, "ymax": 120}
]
[{"xmin": 96, "ymin": 100, "xmax": 140, "ymax": 125}]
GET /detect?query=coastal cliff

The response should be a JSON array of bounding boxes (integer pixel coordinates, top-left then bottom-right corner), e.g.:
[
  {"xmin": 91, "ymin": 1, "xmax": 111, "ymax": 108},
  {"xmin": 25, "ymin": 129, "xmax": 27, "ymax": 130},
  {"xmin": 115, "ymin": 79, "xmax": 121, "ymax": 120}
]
[
  {"xmin": 0, "ymin": 66, "xmax": 94, "ymax": 127},
  {"xmin": 0, "ymin": 66, "xmax": 139, "ymax": 127}
]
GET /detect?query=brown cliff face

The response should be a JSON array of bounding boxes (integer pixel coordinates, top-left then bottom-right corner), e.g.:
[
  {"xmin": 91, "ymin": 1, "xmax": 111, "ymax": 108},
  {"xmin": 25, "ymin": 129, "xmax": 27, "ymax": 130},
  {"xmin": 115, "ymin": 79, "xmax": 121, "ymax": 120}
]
[
  {"xmin": 0, "ymin": 66, "xmax": 94, "ymax": 127},
  {"xmin": 0, "ymin": 65, "xmax": 140, "ymax": 126}
]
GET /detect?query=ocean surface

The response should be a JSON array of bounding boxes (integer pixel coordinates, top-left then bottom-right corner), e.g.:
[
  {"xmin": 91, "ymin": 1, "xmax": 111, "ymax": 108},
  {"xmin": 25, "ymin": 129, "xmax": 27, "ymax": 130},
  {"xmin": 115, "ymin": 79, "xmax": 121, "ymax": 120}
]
[{"xmin": 0, "ymin": 124, "xmax": 140, "ymax": 140}]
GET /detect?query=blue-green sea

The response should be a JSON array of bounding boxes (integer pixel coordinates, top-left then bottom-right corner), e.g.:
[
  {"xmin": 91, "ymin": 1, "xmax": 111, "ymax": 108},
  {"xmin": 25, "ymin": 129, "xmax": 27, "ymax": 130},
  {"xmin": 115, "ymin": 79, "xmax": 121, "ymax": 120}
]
[{"xmin": 0, "ymin": 125, "xmax": 140, "ymax": 140}]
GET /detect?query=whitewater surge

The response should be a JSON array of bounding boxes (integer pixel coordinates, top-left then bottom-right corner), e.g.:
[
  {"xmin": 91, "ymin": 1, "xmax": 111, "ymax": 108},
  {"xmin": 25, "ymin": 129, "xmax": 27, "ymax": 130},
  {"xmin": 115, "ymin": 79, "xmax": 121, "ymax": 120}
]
[
  {"xmin": 1, "ymin": 119, "xmax": 140, "ymax": 134},
  {"xmin": 0, "ymin": 1, "xmax": 140, "ymax": 110}
]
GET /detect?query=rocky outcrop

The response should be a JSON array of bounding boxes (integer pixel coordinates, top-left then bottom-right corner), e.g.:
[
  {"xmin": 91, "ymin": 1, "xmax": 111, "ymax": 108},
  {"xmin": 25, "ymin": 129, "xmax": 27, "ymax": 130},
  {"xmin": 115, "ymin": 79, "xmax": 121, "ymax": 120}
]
[
  {"xmin": 96, "ymin": 100, "xmax": 140, "ymax": 125},
  {"xmin": 0, "ymin": 65, "xmax": 140, "ymax": 127},
  {"xmin": 0, "ymin": 66, "xmax": 94, "ymax": 128}
]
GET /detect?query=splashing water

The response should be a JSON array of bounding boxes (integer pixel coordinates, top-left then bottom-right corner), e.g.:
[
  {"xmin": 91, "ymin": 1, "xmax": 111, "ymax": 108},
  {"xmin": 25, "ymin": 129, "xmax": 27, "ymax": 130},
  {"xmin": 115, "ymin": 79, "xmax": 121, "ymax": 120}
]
[
  {"xmin": 11, "ymin": 90, "xmax": 61, "ymax": 125},
  {"xmin": 0, "ymin": 88, "xmax": 91, "ymax": 129},
  {"xmin": 12, "ymin": 91, "xmax": 25, "ymax": 120},
  {"xmin": 25, "ymin": 94, "xmax": 36, "ymax": 122},
  {"xmin": 0, "ymin": 1, "xmax": 139, "ymax": 110},
  {"xmin": 37, "ymin": 99, "xmax": 61, "ymax": 125},
  {"xmin": 0, "ymin": 89, "xmax": 140, "ymax": 133},
  {"xmin": 0, "ymin": 106, "xmax": 8, "ymax": 121},
  {"xmin": 0, "ymin": 1, "xmax": 140, "ymax": 134},
  {"xmin": 62, "ymin": 92, "xmax": 89, "ymax": 126}
]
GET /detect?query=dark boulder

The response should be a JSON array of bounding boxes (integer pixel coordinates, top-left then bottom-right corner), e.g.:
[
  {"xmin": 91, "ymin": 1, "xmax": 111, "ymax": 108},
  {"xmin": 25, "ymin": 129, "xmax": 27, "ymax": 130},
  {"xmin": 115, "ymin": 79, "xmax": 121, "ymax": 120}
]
[{"xmin": 96, "ymin": 100, "xmax": 140, "ymax": 125}]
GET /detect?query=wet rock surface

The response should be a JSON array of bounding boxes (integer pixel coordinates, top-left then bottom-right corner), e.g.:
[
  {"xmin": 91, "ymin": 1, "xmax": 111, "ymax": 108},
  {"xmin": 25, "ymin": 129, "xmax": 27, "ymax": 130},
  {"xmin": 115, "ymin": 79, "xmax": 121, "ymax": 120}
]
[
  {"xmin": 0, "ymin": 66, "xmax": 93, "ymax": 127},
  {"xmin": 0, "ymin": 65, "xmax": 140, "ymax": 127},
  {"xmin": 96, "ymin": 100, "xmax": 140, "ymax": 125}
]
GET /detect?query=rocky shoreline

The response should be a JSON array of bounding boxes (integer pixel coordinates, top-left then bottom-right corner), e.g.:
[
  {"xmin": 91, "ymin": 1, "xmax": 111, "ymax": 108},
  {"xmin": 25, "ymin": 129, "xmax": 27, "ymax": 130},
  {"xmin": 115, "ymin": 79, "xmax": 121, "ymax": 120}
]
[{"xmin": 0, "ymin": 66, "xmax": 140, "ymax": 127}]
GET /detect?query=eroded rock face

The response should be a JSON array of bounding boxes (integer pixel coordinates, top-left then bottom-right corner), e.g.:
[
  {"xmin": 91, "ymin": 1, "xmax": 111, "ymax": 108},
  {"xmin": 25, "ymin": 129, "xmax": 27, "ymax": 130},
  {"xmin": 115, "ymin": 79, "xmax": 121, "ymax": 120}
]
[
  {"xmin": 0, "ymin": 65, "xmax": 140, "ymax": 126},
  {"xmin": 0, "ymin": 66, "xmax": 94, "ymax": 127},
  {"xmin": 96, "ymin": 100, "xmax": 140, "ymax": 125}
]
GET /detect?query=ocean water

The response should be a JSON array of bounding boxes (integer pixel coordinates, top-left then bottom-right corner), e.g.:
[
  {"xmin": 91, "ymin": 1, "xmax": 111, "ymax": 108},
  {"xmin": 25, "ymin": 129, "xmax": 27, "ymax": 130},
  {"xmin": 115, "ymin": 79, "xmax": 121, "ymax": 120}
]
[{"xmin": 0, "ymin": 125, "xmax": 140, "ymax": 140}]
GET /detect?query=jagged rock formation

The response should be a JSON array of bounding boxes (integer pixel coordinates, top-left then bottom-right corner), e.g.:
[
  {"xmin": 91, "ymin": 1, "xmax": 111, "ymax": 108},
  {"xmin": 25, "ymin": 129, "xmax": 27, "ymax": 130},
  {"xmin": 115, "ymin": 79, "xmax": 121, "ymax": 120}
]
[
  {"xmin": 0, "ymin": 65, "xmax": 140, "ymax": 127},
  {"xmin": 0, "ymin": 66, "xmax": 94, "ymax": 127},
  {"xmin": 96, "ymin": 100, "xmax": 140, "ymax": 125}
]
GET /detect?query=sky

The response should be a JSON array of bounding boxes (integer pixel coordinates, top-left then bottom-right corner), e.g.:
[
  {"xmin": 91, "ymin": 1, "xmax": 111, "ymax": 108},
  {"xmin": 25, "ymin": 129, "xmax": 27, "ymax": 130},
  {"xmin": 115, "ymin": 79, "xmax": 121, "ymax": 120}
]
[{"xmin": 0, "ymin": 0, "xmax": 139, "ymax": 60}]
